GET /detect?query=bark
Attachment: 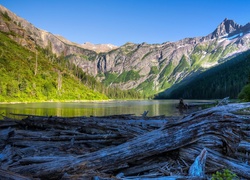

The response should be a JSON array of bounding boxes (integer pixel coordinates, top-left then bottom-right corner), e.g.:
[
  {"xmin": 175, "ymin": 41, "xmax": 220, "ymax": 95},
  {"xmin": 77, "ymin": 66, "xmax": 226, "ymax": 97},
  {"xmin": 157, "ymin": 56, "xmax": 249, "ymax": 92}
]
[
  {"xmin": 0, "ymin": 103, "xmax": 250, "ymax": 179},
  {"xmin": 0, "ymin": 169, "xmax": 31, "ymax": 180}
]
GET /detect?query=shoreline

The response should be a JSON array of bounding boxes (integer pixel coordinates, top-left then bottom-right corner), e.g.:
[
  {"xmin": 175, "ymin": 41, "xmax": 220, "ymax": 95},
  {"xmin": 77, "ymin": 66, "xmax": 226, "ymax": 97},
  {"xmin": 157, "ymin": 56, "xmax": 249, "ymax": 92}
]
[
  {"xmin": 0, "ymin": 99, "xmax": 116, "ymax": 104},
  {"xmin": 0, "ymin": 98, "xmax": 156, "ymax": 104}
]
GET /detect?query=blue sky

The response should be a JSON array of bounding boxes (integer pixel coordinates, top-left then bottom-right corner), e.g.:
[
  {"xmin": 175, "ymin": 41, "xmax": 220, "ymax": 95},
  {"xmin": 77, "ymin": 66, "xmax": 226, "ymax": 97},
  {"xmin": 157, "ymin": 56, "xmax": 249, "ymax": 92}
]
[{"xmin": 1, "ymin": 0, "xmax": 250, "ymax": 46}]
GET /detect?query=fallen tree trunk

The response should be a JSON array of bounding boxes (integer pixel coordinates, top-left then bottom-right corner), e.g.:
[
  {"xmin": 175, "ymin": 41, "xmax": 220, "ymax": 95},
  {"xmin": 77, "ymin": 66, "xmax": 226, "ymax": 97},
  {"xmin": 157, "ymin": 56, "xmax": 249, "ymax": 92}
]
[
  {"xmin": 12, "ymin": 120, "xmax": 242, "ymax": 178},
  {"xmin": 0, "ymin": 169, "xmax": 31, "ymax": 180},
  {"xmin": 180, "ymin": 145, "xmax": 250, "ymax": 178},
  {"xmin": 1, "ymin": 103, "xmax": 250, "ymax": 179}
]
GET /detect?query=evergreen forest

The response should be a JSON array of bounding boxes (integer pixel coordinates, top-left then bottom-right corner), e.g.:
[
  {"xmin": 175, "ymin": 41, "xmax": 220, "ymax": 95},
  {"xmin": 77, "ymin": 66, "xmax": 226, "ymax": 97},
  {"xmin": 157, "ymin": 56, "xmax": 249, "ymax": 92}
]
[{"xmin": 156, "ymin": 50, "xmax": 250, "ymax": 100}]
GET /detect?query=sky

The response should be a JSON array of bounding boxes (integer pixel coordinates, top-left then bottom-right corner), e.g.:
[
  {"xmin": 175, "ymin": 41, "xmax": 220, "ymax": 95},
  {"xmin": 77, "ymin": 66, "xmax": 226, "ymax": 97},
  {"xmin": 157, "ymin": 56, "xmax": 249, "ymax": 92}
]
[{"xmin": 1, "ymin": 0, "xmax": 250, "ymax": 46}]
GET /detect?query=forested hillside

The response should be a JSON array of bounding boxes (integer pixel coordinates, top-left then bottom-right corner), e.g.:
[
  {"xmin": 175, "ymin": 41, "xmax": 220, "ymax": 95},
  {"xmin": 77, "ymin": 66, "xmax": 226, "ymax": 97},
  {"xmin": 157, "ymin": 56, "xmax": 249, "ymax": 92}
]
[
  {"xmin": 0, "ymin": 32, "xmax": 141, "ymax": 102},
  {"xmin": 0, "ymin": 32, "xmax": 107, "ymax": 102},
  {"xmin": 156, "ymin": 50, "xmax": 250, "ymax": 99},
  {"xmin": 2, "ymin": 5, "xmax": 250, "ymax": 101}
]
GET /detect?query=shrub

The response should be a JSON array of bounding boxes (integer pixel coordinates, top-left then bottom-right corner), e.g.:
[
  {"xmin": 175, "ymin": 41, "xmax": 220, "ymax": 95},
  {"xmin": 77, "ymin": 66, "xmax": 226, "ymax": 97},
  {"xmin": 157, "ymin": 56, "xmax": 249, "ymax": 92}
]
[{"xmin": 211, "ymin": 169, "xmax": 238, "ymax": 180}]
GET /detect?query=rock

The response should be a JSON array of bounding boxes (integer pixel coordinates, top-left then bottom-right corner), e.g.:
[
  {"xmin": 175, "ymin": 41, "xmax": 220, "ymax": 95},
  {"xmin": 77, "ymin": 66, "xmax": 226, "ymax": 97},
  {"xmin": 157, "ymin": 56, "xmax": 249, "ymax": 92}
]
[{"xmin": 1, "ymin": 4, "xmax": 250, "ymax": 95}]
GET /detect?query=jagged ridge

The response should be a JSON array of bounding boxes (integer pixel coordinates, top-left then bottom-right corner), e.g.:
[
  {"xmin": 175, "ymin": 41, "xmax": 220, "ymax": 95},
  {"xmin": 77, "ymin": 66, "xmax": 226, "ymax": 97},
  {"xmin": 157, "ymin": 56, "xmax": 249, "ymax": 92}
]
[{"xmin": 1, "ymin": 4, "xmax": 250, "ymax": 98}]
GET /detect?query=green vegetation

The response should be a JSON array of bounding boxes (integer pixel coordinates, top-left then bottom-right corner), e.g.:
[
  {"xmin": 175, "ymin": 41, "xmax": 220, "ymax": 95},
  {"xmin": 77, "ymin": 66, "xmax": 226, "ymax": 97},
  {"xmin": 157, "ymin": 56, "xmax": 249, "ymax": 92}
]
[
  {"xmin": 118, "ymin": 70, "xmax": 140, "ymax": 82},
  {"xmin": 209, "ymin": 46, "xmax": 224, "ymax": 62},
  {"xmin": 160, "ymin": 80, "xmax": 171, "ymax": 90},
  {"xmin": 239, "ymin": 84, "xmax": 250, "ymax": 101},
  {"xmin": 193, "ymin": 41, "xmax": 217, "ymax": 54},
  {"xmin": 104, "ymin": 87, "xmax": 141, "ymax": 99},
  {"xmin": 207, "ymin": 42, "xmax": 216, "ymax": 53},
  {"xmin": 141, "ymin": 51, "xmax": 152, "ymax": 61},
  {"xmin": 103, "ymin": 70, "xmax": 140, "ymax": 85},
  {"xmin": 190, "ymin": 41, "xmax": 229, "ymax": 68},
  {"xmin": 0, "ymin": 32, "xmax": 142, "ymax": 102},
  {"xmin": 150, "ymin": 66, "xmax": 159, "ymax": 75},
  {"xmin": 190, "ymin": 53, "xmax": 203, "ymax": 67},
  {"xmin": 120, "ymin": 43, "xmax": 138, "ymax": 55},
  {"xmin": 211, "ymin": 169, "xmax": 238, "ymax": 180},
  {"xmin": 136, "ymin": 76, "xmax": 157, "ymax": 98},
  {"xmin": 238, "ymin": 73, "xmax": 250, "ymax": 101},
  {"xmin": 159, "ymin": 61, "xmax": 174, "ymax": 79},
  {"xmin": 102, "ymin": 72, "xmax": 118, "ymax": 86},
  {"xmin": 193, "ymin": 44, "xmax": 207, "ymax": 53},
  {"xmin": 0, "ymin": 32, "xmax": 107, "ymax": 102},
  {"xmin": 158, "ymin": 50, "xmax": 250, "ymax": 99},
  {"xmin": 173, "ymin": 55, "xmax": 189, "ymax": 74},
  {"xmin": 1, "ymin": 11, "xmax": 11, "ymax": 21},
  {"xmin": 221, "ymin": 45, "xmax": 237, "ymax": 58}
]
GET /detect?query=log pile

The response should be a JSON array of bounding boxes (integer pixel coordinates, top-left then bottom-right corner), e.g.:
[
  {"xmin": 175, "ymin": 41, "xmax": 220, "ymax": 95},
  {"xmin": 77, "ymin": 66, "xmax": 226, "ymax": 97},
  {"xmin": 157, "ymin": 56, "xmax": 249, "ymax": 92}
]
[{"xmin": 1, "ymin": 103, "xmax": 250, "ymax": 180}]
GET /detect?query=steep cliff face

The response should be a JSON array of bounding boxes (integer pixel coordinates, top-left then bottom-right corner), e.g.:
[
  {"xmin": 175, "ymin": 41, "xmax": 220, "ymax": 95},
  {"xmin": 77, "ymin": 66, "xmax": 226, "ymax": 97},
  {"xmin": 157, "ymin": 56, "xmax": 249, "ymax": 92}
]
[
  {"xmin": 90, "ymin": 23, "xmax": 250, "ymax": 96},
  {"xmin": 1, "ymin": 5, "xmax": 250, "ymax": 97}
]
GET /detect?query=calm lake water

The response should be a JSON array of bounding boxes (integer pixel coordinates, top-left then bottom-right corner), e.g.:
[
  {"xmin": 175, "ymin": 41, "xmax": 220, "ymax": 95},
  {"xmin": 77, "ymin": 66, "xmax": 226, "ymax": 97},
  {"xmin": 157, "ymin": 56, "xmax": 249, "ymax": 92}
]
[{"xmin": 0, "ymin": 100, "xmax": 214, "ymax": 120}]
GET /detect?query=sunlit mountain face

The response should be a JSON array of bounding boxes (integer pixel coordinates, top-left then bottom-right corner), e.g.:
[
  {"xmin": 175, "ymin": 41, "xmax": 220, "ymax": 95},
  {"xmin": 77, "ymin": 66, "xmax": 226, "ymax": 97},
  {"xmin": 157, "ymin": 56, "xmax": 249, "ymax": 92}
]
[{"xmin": 1, "ymin": 5, "xmax": 250, "ymax": 99}]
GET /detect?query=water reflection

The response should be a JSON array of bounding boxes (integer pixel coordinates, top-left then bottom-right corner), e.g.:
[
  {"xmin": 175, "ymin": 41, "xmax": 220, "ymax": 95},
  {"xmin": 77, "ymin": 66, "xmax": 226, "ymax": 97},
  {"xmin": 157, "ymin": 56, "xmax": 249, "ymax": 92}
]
[{"xmin": 0, "ymin": 100, "xmax": 214, "ymax": 119}]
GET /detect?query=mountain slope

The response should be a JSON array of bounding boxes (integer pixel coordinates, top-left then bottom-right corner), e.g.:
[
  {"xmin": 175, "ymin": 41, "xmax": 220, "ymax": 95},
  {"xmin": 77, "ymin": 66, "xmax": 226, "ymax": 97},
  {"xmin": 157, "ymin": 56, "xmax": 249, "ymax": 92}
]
[
  {"xmin": 1, "ymin": 5, "xmax": 250, "ymax": 98},
  {"xmin": 0, "ymin": 31, "xmax": 108, "ymax": 102},
  {"xmin": 0, "ymin": 5, "xmax": 144, "ymax": 101},
  {"xmin": 67, "ymin": 19, "xmax": 250, "ymax": 97},
  {"xmin": 155, "ymin": 50, "xmax": 250, "ymax": 99}
]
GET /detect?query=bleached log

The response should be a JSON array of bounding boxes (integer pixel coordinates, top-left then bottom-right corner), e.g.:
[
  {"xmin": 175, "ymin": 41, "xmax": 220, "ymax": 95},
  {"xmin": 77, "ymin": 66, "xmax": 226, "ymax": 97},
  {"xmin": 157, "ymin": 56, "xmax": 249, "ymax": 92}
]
[
  {"xmin": 9, "ymin": 105, "xmax": 247, "ymax": 179},
  {"xmin": 0, "ymin": 145, "xmax": 13, "ymax": 169},
  {"xmin": 0, "ymin": 169, "xmax": 31, "ymax": 180},
  {"xmin": 188, "ymin": 148, "xmax": 207, "ymax": 177},
  {"xmin": 1, "ymin": 103, "xmax": 250, "ymax": 179},
  {"xmin": 180, "ymin": 145, "xmax": 250, "ymax": 178}
]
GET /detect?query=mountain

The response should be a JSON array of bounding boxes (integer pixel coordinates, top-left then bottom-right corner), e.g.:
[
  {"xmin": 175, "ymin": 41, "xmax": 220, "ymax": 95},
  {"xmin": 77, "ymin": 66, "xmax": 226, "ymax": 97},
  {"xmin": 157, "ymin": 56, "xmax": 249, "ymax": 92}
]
[
  {"xmin": 0, "ymin": 30, "xmax": 108, "ymax": 102},
  {"xmin": 156, "ymin": 50, "xmax": 250, "ymax": 99},
  {"xmin": 55, "ymin": 35, "xmax": 118, "ymax": 53},
  {"xmin": 0, "ymin": 5, "xmax": 99, "ymax": 58},
  {"xmin": 81, "ymin": 42, "xmax": 118, "ymax": 53},
  {"xmin": 67, "ymin": 18, "xmax": 250, "ymax": 97},
  {"xmin": 94, "ymin": 21, "xmax": 250, "ymax": 96},
  {"xmin": 209, "ymin": 18, "xmax": 242, "ymax": 39},
  {"xmin": 0, "ymin": 6, "xmax": 141, "ymax": 102},
  {"xmin": 1, "ymin": 5, "xmax": 250, "ymax": 98}
]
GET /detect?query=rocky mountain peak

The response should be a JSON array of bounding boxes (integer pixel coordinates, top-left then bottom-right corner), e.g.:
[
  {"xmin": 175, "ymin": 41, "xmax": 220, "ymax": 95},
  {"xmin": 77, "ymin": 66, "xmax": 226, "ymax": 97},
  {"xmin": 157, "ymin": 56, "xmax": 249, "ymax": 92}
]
[
  {"xmin": 81, "ymin": 42, "xmax": 118, "ymax": 53},
  {"xmin": 210, "ymin": 18, "xmax": 242, "ymax": 39},
  {"xmin": 1, "ymin": 4, "xmax": 250, "ymax": 97}
]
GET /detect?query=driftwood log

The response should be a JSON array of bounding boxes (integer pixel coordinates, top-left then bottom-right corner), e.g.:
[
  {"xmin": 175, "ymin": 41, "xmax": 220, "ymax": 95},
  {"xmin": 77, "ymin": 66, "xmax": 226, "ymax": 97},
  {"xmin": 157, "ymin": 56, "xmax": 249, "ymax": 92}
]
[{"xmin": 0, "ymin": 103, "xmax": 250, "ymax": 179}]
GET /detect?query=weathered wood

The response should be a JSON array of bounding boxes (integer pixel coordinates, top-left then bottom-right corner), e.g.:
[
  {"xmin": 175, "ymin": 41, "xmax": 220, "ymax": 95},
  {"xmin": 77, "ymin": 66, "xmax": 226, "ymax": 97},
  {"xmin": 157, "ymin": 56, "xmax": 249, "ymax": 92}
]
[
  {"xmin": 120, "ymin": 159, "xmax": 169, "ymax": 176},
  {"xmin": 188, "ymin": 148, "xmax": 207, "ymax": 177},
  {"xmin": 179, "ymin": 145, "xmax": 250, "ymax": 179},
  {"xmin": 0, "ymin": 127, "xmax": 14, "ymax": 148},
  {"xmin": 216, "ymin": 97, "xmax": 230, "ymax": 106},
  {"xmin": 1, "ymin": 102, "xmax": 250, "ymax": 179},
  {"xmin": 0, "ymin": 145, "xmax": 13, "ymax": 169},
  {"xmin": 238, "ymin": 140, "xmax": 250, "ymax": 152},
  {"xmin": 9, "ymin": 105, "xmax": 248, "ymax": 178},
  {"xmin": 141, "ymin": 110, "xmax": 149, "ymax": 117},
  {"xmin": 117, "ymin": 175, "xmax": 205, "ymax": 180},
  {"xmin": 0, "ymin": 169, "xmax": 31, "ymax": 180},
  {"xmin": 0, "ymin": 120, "xmax": 18, "ymax": 128}
]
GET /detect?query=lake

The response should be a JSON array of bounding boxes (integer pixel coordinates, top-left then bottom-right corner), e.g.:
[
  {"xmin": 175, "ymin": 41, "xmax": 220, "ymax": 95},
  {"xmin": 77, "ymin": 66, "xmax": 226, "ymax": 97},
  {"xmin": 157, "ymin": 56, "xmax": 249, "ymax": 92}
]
[{"xmin": 0, "ymin": 100, "xmax": 215, "ymax": 120}]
